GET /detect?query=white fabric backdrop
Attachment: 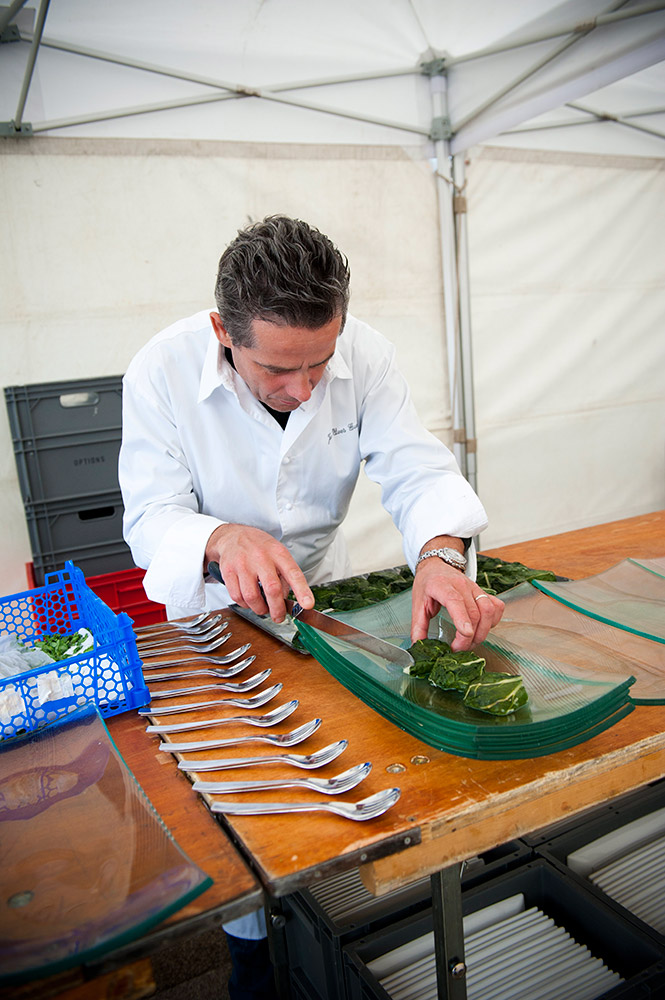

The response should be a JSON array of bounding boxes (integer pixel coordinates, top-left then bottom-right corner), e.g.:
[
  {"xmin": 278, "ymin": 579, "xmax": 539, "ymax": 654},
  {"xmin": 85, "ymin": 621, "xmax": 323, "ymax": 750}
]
[
  {"xmin": 468, "ymin": 146, "xmax": 665, "ymax": 545},
  {"xmin": 1, "ymin": 137, "xmax": 664, "ymax": 599},
  {"xmin": 0, "ymin": 138, "xmax": 444, "ymax": 596}
]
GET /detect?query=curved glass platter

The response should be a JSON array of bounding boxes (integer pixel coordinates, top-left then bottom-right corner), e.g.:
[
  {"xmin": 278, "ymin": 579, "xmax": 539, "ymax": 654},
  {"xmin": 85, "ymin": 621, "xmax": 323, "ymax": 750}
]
[
  {"xmin": 0, "ymin": 705, "xmax": 212, "ymax": 984},
  {"xmin": 494, "ymin": 583, "xmax": 665, "ymax": 705},
  {"xmin": 533, "ymin": 560, "xmax": 665, "ymax": 644},
  {"xmin": 294, "ymin": 605, "xmax": 634, "ymax": 760},
  {"xmin": 629, "ymin": 556, "xmax": 665, "ymax": 579}
]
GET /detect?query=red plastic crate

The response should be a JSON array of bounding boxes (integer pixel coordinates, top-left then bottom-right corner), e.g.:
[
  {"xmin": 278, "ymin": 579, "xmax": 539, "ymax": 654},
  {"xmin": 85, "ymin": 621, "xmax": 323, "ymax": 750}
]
[{"xmin": 26, "ymin": 563, "xmax": 167, "ymax": 627}]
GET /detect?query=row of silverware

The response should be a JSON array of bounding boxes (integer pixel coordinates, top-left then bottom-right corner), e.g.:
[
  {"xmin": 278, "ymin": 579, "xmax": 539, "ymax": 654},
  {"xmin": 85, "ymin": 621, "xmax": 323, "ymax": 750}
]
[{"xmin": 134, "ymin": 613, "xmax": 401, "ymax": 821}]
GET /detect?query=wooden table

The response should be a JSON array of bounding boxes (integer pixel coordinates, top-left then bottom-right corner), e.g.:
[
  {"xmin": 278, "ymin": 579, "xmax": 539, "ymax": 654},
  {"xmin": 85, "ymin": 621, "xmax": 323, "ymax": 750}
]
[
  {"xmin": 132, "ymin": 509, "xmax": 665, "ymax": 999},
  {"xmin": 13, "ymin": 510, "xmax": 664, "ymax": 999}
]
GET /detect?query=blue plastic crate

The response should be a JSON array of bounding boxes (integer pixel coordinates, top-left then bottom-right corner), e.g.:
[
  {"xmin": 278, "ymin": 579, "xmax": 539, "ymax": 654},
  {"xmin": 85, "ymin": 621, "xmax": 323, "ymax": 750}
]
[{"xmin": 0, "ymin": 561, "xmax": 149, "ymax": 740}]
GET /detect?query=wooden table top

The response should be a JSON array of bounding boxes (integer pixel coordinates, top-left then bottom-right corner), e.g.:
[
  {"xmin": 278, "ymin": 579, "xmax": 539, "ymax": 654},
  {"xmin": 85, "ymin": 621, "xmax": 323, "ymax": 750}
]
[{"xmin": 139, "ymin": 509, "xmax": 665, "ymax": 900}]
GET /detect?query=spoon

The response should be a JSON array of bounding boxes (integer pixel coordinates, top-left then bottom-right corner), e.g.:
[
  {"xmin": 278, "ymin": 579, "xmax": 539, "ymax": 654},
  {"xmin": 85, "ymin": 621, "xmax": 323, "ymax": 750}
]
[
  {"xmin": 147, "ymin": 674, "xmax": 269, "ymax": 700},
  {"xmin": 138, "ymin": 622, "xmax": 229, "ymax": 654},
  {"xmin": 141, "ymin": 644, "xmax": 252, "ymax": 670},
  {"xmin": 143, "ymin": 652, "xmax": 255, "ymax": 681},
  {"xmin": 149, "ymin": 669, "xmax": 272, "ymax": 696},
  {"xmin": 193, "ymin": 762, "xmax": 372, "ymax": 796},
  {"xmin": 145, "ymin": 700, "xmax": 298, "ymax": 734},
  {"xmin": 177, "ymin": 740, "xmax": 348, "ymax": 772},
  {"xmin": 159, "ymin": 718, "xmax": 322, "ymax": 752},
  {"xmin": 210, "ymin": 787, "xmax": 401, "ymax": 821},
  {"xmin": 139, "ymin": 683, "xmax": 282, "ymax": 715},
  {"xmin": 135, "ymin": 613, "xmax": 222, "ymax": 636}
]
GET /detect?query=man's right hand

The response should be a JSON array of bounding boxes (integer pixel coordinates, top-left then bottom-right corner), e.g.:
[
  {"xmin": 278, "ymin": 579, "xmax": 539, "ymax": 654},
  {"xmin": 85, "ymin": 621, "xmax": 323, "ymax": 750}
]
[{"xmin": 205, "ymin": 523, "xmax": 314, "ymax": 623}]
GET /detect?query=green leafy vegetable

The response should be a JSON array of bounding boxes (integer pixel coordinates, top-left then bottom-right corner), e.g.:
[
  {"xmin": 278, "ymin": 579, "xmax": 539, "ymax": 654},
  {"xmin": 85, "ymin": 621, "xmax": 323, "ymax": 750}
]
[
  {"xmin": 406, "ymin": 638, "xmax": 528, "ymax": 716},
  {"xmin": 33, "ymin": 628, "xmax": 94, "ymax": 662},
  {"xmin": 296, "ymin": 565, "xmax": 415, "ymax": 612},
  {"xmin": 429, "ymin": 650, "xmax": 485, "ymax": 692},
  {"xmin": 463, "ymin": 672, "xmax": 529, "ymax": 716},
  {"xmin": 476, "ymin": 555, "xmax": 556, "ymax": 595}
]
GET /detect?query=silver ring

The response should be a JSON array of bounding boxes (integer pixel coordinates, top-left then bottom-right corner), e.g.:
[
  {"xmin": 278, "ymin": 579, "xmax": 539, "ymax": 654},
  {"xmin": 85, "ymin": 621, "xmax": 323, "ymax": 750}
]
[{"xmin": 474, "ymin": 593, "xmax": 492, "ymax": 601}]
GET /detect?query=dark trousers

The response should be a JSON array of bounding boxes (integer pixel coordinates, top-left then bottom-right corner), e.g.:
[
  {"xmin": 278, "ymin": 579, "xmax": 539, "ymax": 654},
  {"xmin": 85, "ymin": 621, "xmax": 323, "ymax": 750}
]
[{"xmin": 225, "ymin": 933, "xmax": 279, "ymax": 1000}]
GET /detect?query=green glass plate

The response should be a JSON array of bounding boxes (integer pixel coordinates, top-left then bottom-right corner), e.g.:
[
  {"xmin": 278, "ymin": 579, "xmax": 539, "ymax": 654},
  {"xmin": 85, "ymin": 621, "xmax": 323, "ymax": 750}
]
[{"xmin": 0, "ymin": 705, "xmax": 212, "ymax": 984}]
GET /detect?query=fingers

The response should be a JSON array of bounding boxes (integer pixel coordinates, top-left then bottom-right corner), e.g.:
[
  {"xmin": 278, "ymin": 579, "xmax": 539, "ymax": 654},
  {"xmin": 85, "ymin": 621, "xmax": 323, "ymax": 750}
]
[
  {"xmin": 208, "ymin": 524, "xmax": 313, "ymax": 623},
  {"xmin": 411, "ymin": 559, "xmax": 505, "ymax": 650},
  {"xmin": 449, "ymin": 592, "xmax": 504, "ymax": 651}
]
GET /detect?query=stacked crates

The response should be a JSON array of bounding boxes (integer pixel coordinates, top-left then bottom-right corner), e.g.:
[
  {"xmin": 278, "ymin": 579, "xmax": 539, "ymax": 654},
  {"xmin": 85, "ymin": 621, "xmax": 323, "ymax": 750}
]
[
  {"xmin": 271, "ymin": 782, "xmax": 665, "ymax": 1000},
  {"xmin": 5, "ymin": 377, "xmax": 166, "ymax": 624}
]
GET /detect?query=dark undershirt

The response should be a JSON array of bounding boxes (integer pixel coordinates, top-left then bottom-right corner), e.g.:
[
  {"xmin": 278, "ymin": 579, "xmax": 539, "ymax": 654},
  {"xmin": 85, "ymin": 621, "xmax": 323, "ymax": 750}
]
[{"xmin": 225, "ymin": 346, "xmax": 290, "ymax": 430}]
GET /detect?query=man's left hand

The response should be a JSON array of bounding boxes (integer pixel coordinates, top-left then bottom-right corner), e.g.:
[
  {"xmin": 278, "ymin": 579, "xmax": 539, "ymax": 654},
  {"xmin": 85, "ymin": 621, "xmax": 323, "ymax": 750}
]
[{"xmin": 410, "ymin": 557, "xmax": 504, "ymax": 651}]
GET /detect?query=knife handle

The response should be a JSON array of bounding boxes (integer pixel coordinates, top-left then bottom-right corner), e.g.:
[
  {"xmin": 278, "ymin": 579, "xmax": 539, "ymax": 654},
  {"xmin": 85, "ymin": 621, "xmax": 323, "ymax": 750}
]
[{"xmin": 208, "ymin": 561, "xmax": 223, "ymax": 583}]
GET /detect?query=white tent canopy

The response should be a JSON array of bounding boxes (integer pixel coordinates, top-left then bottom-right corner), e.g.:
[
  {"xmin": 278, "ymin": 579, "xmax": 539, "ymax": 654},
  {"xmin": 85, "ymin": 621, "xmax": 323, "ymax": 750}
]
[{"xmin": 1, "ymin": 0, "xmax": 664, "ymax": 597}]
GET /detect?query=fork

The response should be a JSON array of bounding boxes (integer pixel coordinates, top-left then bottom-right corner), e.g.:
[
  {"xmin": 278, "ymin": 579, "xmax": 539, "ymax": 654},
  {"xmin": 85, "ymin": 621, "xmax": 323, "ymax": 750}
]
[
  {"xmin": 143, "ymin": 653, "xmax": 255, "ymax": 681},
  {"xmin": 145, "ymin": 700, "xmax": 298, "ymax": 734},
  {"xmin": 139, "ymin": 683, "xmax": 282, "ymax": 715},
  {"xmin": 210, "ymin": 787, "xmax": 401, "ymax": 821},
  {"xmin": 193, "ymin": 762, "xmax": 372, "ymax": 795},
  {"xmin": 138, "ymin": 624, "xmax": 230, "ymax": 655},
  {"xmin": 141, "ymin": 644, "xmax": 252, "ymax": 670},
  {"xmin": 159, "ymin": 718, "xmax": 322, "ymax": 752},
  {"xmin": 177, "ymin": 740, "xmax": 348, "ymax": 772}
]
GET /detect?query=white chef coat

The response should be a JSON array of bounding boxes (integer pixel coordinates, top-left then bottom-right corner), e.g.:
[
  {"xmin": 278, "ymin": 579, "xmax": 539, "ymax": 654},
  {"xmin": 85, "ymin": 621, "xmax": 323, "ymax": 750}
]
[{"xmin": 119, "ymin": 310, "xmax": 488, "ymax": 610}]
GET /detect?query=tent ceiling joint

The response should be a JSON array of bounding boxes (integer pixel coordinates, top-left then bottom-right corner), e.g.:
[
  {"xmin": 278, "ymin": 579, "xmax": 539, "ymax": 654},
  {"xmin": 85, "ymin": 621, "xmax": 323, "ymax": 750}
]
[
  {"xmin": 0, "ymin": 119, "xmax": 32, "ymax": 135},
  {"xmin": 1, "ymin": 22, "xmax": 20, "ymax": 42},
  {"xmin": 420, "ymin": 57, "xmax": 447, "ymax": 77},
  {"xmin": 430, "ymin": 115, "xmax": 453, "ymax": 141}
]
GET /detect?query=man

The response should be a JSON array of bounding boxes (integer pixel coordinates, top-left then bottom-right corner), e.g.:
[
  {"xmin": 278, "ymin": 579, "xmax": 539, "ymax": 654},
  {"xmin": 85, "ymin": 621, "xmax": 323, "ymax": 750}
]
[
  {"xmin": 119, "ymin": 214, "xmax": 504, "ymax": 996},
  {"xmin": 120, "ymin": 215, "xmax": 503, "ymax": 646}
]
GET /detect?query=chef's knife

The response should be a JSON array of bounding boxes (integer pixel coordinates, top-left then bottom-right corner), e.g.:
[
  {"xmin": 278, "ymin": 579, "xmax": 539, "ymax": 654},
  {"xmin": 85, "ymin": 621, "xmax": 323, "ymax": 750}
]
[
  {"xmin": 207, "ymin": 561, "xmax": 414, "ymax": 668},
  {"xmin": 285, "ymin": 600, "xmax": 414, "ymax": 669}
]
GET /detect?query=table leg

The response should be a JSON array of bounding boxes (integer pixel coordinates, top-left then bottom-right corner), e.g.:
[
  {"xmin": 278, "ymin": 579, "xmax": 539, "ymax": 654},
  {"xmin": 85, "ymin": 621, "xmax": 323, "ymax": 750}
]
[{"xmin": 431, "ymin": 864, "xmax": 467, "ymax": 1000}]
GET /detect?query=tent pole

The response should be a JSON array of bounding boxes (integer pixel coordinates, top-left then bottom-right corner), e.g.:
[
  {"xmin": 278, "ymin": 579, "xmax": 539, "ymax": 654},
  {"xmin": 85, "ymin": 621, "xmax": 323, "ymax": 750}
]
[
  {"xmin": 13, "ymin": 0, "xmax": 49, "ymax": 129},
  {"xmin": 447, "ymin": 1, "xmax": 665, "ymax": 66},
  {"xmin": 430, "ymin": 73, "xmax": 467, "ymax": 478},
  {"xmin": 452, "ymin": 155, "xmax": 478, "ymax": 495},
  {"xmin": 453, "ymin": 0, "xmax": 630, "ymax": 133}
]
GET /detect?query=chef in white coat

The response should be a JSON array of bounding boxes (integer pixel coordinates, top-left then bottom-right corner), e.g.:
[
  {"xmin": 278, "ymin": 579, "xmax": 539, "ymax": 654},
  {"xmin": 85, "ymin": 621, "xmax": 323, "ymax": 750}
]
[{"xmin": 119, "ymin": 215, "xmax": 504, "ymax": 998}]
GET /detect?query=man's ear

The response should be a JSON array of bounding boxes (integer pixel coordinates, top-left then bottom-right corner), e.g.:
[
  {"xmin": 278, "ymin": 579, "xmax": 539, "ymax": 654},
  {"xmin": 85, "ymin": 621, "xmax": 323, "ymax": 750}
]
[{"xmin": 210, "ymin": 312, "xmax": 233, "ymax": 348}]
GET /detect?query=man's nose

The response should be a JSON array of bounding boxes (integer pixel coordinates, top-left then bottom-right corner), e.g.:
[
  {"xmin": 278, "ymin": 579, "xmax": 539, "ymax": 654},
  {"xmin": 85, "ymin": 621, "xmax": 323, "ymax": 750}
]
[{"xmin": 287, "ymin": 371, "xmax": 313, "ymax": 402}]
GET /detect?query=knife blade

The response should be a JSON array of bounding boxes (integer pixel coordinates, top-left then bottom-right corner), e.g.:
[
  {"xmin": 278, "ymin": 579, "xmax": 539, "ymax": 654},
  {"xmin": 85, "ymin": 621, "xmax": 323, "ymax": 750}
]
[
  {"xmin": 207, "ymin": 561, "xmax": 413, "ymax": 668},
  {"xmin": 286, "ymin": 600, "xmax": 414, "ymax": 669}
]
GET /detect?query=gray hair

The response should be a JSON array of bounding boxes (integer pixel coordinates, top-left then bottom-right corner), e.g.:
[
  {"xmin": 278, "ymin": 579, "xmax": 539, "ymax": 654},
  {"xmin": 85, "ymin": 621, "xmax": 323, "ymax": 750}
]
[{"xmin": 214, "ymin": 215, "xmax": 350, "ymax": 347}]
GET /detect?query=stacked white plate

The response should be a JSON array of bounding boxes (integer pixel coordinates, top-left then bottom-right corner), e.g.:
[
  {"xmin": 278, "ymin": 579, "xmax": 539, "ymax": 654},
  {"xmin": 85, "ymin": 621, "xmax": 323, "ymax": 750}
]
[
  {"xmin": 308, "ymin": 867, "xmax": 431, "ymax": 926},
  {"xmin": 567, "ymin": 807, "xmax": 665, "ymax": 937},
  {"xmin": 366, "ymin": 894, "xmax": 622, "ymax": 1000}
]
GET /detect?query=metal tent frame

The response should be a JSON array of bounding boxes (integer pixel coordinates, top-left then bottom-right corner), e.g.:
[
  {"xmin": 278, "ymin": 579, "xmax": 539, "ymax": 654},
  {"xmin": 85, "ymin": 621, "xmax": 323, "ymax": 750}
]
[{"xmin": 2, "ymin": 1, "xmax": 664, "ymax": 487}]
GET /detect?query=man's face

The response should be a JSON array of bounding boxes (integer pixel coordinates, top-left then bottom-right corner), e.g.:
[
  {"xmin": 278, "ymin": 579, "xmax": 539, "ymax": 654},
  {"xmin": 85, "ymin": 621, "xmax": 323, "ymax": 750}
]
[{"xmin": 210, "ymin": 312, "xmax": 342, "ymax": 412}]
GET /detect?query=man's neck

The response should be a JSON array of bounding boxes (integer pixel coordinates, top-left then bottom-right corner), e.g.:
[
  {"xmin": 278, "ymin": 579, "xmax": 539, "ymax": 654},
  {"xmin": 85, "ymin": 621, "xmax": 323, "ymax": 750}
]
[{"xmin": 224, "ymin": 346, "xmax": 290, "ymax": 429}]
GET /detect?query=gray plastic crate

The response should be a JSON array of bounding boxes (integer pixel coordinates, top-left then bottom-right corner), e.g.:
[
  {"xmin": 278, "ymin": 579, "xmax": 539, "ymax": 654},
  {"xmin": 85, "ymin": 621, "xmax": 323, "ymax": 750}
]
[
  {"xmin": 536, "ymin": 778, "xmax": 665, "ymax": 951},
  {"xmin": 343, "ymin": 860, "xmax": 665, "ymax": 1000},
  {"xmin": 5, "ymin": 376, "xmax": 123, "ymax": 504},
  {"xmin": 272, "ymin": 841, "xmax": 531, "ymax": 1000},
  {"xmin": 26, "ymin": 491, "xmax": 133, "ymax": 585}
]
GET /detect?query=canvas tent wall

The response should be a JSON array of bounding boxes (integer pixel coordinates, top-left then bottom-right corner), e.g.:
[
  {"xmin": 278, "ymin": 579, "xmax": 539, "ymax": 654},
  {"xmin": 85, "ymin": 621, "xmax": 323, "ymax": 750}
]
[{"xmin": 1, "ymin": 0, "xmax": 664, "ymax": 598}]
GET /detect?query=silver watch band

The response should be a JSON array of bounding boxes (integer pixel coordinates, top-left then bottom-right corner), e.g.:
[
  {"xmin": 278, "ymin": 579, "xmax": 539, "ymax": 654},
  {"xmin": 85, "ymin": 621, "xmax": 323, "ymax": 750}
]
[{"xmin": 415, "ymin": 547, "xmax": 467, "ymax": 572}]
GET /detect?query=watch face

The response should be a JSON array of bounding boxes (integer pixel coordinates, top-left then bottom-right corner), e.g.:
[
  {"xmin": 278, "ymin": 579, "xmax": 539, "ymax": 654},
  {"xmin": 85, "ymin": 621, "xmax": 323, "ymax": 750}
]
[{"xmin": 442, "ymin": 548, "xmax": 466, "ymax": 567}]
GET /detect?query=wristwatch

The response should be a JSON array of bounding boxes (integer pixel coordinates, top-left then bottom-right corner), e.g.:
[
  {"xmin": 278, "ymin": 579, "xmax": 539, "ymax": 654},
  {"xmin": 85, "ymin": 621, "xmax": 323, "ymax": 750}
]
[{"xmin": 416, "ymin": 547, "xmax": 467, "ymax": 572}]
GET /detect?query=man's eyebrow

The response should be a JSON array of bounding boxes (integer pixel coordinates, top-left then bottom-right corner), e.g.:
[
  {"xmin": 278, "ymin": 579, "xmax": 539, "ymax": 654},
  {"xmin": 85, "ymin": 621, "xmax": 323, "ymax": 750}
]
[{"xmin": 258, "ymin": 352, "xmax": 335, "ymax": 373}]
